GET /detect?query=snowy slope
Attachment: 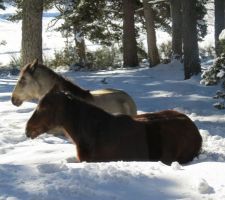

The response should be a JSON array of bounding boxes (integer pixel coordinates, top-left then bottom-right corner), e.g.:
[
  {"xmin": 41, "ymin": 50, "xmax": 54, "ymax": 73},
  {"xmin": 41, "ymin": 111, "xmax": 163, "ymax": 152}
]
[{"xmin": 1, "ymin": 62, "xmax": 225, "ymax": 199}]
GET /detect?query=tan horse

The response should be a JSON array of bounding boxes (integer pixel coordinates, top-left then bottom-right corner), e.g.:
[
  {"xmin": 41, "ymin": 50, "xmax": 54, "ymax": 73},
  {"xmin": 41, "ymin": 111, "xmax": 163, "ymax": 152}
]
[
  {"xmin": 26, "ymin": 88, "xmax": 202, "ymax": 165},
  {"xmin": 11, "ymin": 59, "xmax": 137, "ymax": 115}
]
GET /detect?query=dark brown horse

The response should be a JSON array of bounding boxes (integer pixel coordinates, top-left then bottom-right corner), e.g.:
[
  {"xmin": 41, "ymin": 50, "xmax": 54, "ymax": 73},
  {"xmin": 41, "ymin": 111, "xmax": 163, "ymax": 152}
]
[
  {"xmin": 26, "ymin": 88, "xmax": 202, "ymax": 165},
  {"xmin": 11, "ymin": 59, "xmax": 137, "ymax": 115}
]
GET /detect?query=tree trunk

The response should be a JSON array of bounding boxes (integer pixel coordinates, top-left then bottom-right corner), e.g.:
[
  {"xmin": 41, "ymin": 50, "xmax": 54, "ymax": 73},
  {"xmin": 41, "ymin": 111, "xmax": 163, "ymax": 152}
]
[
  {"xmin": 73, "ymin": 26, "xmax": 86, "ymax": 67},
  {"xmin": 143, "ymin": 0, "xmax": 160, "ymax": 67},
  {"xmin": 170, "ymin": 0, "xmax": 182, "ymax": 59},
  {"xmin": 21, "ymin": 0, "xmax": 43, "ymax": 66},
  {"xmin": 0, "ymin": 0, "xmax": 5, "ymax": 10},
  {"xmin": 182, "ymin": 0, "xmax": 200, "ymax": 80},
  {"xmin": 122, "ymin": 0, "xmax": 139, "ymax": 67},
  {"xmin": 215, "ymin": 0, "xmax": 225, "ymax": 56}
]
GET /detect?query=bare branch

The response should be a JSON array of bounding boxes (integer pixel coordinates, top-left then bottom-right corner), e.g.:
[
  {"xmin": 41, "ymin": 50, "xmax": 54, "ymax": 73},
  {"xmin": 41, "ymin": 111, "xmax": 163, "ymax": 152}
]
[
  {"xmin": 148, "ymin": 0, "xmax": 168, "ymax": 4},
  {"xmin": 47, "ymin": 17, "xmax": 61, "ymax": 31}
]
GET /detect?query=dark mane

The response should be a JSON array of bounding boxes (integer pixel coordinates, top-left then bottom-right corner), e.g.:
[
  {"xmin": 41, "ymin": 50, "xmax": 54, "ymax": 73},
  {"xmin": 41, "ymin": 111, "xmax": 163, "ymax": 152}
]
[
  {"xmin": 67, "ymin": 93, "xmax": 114, "ymax": 132},
  {"xmin": 57, "ymin": 76, "xmax": 93, "ymax": 101}
]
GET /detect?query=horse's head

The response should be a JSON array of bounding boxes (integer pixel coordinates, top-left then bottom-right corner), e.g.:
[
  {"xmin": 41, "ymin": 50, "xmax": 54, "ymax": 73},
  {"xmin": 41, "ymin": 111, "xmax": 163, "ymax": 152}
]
[
  {"xmin": 11, "ymin": 59, "xmax": 45, "ymax": 106},
  {"xmin": 25, "ymin": 86, "xmax": 66, "ymax": 139}
]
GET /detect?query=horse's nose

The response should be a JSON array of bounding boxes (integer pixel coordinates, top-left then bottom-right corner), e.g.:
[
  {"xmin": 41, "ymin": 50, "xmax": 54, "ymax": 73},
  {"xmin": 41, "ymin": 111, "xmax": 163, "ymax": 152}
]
[
  {"xmin": 11, "ymin": 96, "xmax": 22, "ymax": 106},
  {"xmin": 11, "ymin": 96, "xmax": 15, "ymax": 104},
  {"xmin": 25, "ymin": 130, "xmax": 30, "ymax": 138},
  {"xmin": 25, "ymin": 126, "xmax": 31, "ymax": 138}
]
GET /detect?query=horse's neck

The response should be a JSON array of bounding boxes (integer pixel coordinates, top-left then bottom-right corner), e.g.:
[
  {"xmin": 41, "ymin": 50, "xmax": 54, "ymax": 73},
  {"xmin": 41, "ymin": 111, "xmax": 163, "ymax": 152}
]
[
  {"xmin": 62, "ymin": 100, "xmax": 112, "ymax": 146},
  {"xmin": 61, "ymin": 111, "xmax": 89, "ymax": 158},
  {"xmin": 35, "ymin": 68, "xmax": 58, "ymax": 98},
  {"xmin": 57, "ymin": 76, "xmax": 93, "ymax": 101}
]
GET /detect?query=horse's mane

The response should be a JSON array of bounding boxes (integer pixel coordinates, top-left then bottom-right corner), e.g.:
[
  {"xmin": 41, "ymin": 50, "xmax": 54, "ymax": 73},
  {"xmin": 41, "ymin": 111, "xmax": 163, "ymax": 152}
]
[
  {"xmin": 58, "ymin": 76, "xmax": 93, "ymax": 101},
  {"xmin": 64, "ymin": 91, "xmax": 120, "ymax": 137},
  {"xmin": 35, "ymin": 64, "xmax": 93, "ymax": 101}
]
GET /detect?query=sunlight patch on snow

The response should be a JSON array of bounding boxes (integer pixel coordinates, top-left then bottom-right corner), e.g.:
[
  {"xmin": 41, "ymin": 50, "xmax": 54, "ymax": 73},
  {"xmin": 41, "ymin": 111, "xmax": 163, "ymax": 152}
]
[{"xmin": 147, "ymin": 90, "xmax": 182, "ymax": 98}]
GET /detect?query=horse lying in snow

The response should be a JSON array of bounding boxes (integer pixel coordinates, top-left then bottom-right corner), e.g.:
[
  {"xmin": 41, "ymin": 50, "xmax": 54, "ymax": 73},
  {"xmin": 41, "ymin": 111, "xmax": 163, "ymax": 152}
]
[
  {"xmin": 25, "ymin": 88, "xmax": 202, "ymax": 165},
  {"xmin": 11, "ymin": 59, "xmax": 137, "ymax": 116}
]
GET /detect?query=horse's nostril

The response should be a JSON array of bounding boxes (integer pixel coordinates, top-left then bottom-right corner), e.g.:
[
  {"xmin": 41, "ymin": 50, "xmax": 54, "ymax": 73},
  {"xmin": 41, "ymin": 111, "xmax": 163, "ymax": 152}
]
[
  {"xmin": 11, "ymin": 96, "xmax": 22, "ymax": 106},
  {"xmin": 25, "ymin": 129, "xmax": 31, "ymax": 138},
  {"xmin": 11, "ymin": 96, "xmax": 15, "ymax": 103}
]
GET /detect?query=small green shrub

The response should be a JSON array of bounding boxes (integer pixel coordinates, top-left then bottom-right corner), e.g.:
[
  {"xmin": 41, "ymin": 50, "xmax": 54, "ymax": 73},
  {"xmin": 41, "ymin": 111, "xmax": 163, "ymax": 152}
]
[
  {"xmin": 45, "ymin": 45, "xmax": 123, "ymax": 70},
  {"xmin": 199, "ymin": 45, "xmax": 215, "ymax": 61},
  {"xmin": 201, "ymin": 53, "xmax": 225, "ymax": 110},
  {"xmin": 201, "ymin": 53, "xmax": 225, "ymax": 86},
  {"xmin": 45, "ymin": 45, "xmax": 78, "ymax": 68},
  {"xmin": 216, "ymin": 39, "xmax": 225, "ymax": 56},
  {"xmin": 86, "ymin": 46, "xmax": 122, "ymax": 70},
  {"xmin": 159, "ymin": 41, "xmax": 172, "ymax": 60},
  {"xmin": 9, "ymin": 54, "xmax": 21, "ymax": 68}
]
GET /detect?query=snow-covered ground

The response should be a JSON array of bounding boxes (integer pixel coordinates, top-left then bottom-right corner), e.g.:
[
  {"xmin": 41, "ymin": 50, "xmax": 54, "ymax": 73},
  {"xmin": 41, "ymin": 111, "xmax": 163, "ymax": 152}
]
[
  {"xmin": 1, "ymin": 62, "xmax": 225, "ymax": 199},
  {"xmin": 1, "ymin": 3, "xmax": 225, "ymax": 200}
]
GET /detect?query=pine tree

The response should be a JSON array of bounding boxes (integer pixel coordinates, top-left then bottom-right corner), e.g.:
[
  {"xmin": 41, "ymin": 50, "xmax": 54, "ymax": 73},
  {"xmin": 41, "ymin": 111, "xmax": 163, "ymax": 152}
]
[
  {"xmin": 143, "ymin": 0, "xmax": 160, "ymax": 67},
  {"xmin": 54, "ymin": 0, "xmax": 122, "ymax": 67},
  {"xmin": 215, "ymin": 0, "xmax": 225, "ymax": 56},
  {"xmin": 21, "ymin": 0, "xmax": 43, "ymax": 65},
  {"xmin": 122, "ymin": 0, "xmax": 138, "ymax": 67},
  {"xmin": 170, "ymin": 0, "xmax": 182, "ymax": 59},
  {"xmin": 182, "ymin": 0, "xmax": 201, "ymax": 79}
]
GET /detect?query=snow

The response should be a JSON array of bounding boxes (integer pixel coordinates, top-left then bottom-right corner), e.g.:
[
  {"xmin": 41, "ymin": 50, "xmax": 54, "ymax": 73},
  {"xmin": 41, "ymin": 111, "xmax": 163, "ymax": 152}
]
[
  {"xmin": 75, "ymin": 31, "xmax": 83, "ymax": 43},
  {"xmin": 217, "ymin": 70, "xmax": 225, "ymax": 78},
  {"xmin": 1, "ymin": 3, "xmax": 225, "ymax": 200},
  {"xmin": 1, "ymin": 61, "xmax": 225, "ymax": 199},
  {"xmin": 197, "ymin": 178, "xmax": 214, "ymax": 194},
  {"xmin": 219, "ymin": 29, "xmax": 225, "ymax": 41}
]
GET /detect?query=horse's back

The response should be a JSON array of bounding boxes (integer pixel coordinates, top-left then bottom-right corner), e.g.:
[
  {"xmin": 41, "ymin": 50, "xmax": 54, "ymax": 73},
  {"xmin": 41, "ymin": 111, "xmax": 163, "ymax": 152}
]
[
  {"xmin": 134, "ymin": 110, "xmax": 202, "ymax": 164},
  {"xmin": 156, "ymin": 114, "xmax": 201, "ymax": 164},
  {"xmin": 90, "ymin": 88, "xmax": 137, "ymax": 115}
]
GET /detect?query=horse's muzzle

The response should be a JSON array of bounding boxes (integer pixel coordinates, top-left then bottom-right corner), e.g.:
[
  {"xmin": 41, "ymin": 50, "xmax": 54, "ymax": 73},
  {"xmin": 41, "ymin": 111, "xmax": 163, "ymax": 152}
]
[
  {"xmin": 25, "ymin": 130, "xmax": 31, "ymax": 138},
  {"xmin": 11, "ymin": 96, "xmax": 23, "ymax": 106},
  {"xmin": 25, "ymin": 130, "xmax": 37, "ymax": 139}
]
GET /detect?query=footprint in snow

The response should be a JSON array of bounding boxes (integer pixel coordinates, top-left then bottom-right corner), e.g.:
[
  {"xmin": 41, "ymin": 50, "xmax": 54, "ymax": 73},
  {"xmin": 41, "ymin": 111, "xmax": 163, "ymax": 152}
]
[
  {"xmin": 197, "ymin": 178, "xmax": 215, "ymax": 194},
  {"xmin": 66, "ymin": 156, "xmax": 79, "ymax": 163}
]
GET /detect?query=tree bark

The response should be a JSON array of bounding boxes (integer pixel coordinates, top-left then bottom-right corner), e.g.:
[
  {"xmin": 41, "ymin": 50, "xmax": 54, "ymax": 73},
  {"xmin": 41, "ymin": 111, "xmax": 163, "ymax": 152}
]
[
  {"xmin": 122, "ymin": 0, "xmax": 139, "ymax": 67},
  {"xmin": 182, "ymin": 0, "xmax": 200, "ymax": 79},
  {"xmin": 215, "ymin": 0, "xmax": 225, "ymax": 56},
  {"xmin": 21, "ymin": 0, "xmax": 43, "ymax": 66},
  {"xmin": 143, "ymin": 0, "xmax": 160, "ymax": 67},
  {"xmin": 170, "ymin": 0, "xmax": 182, "ymax": 59}
]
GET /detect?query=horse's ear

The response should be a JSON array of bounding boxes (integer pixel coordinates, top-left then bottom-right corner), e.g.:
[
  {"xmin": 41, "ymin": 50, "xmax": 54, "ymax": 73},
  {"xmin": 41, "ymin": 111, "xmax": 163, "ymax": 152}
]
[{"xmin": 29, "ymin": 59, "xmax": 38, "ymax": 74}]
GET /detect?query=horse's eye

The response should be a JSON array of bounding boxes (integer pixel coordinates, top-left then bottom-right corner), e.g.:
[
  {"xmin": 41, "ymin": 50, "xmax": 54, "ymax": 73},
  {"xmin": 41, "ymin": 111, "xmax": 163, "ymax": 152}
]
[{"xmin": 19, "ymin": 78, "xmax": 26, "ymax": 86}]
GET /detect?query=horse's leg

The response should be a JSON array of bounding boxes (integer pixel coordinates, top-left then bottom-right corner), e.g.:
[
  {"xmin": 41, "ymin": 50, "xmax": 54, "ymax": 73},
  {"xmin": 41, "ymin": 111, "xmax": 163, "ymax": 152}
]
[
  {"xmin": 160, "ymin": 152, "xmax": 174, "ymax": 165},
  {"xmin": 160, "ymin": 146, "xmax": 177, "ymax": 165}
]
